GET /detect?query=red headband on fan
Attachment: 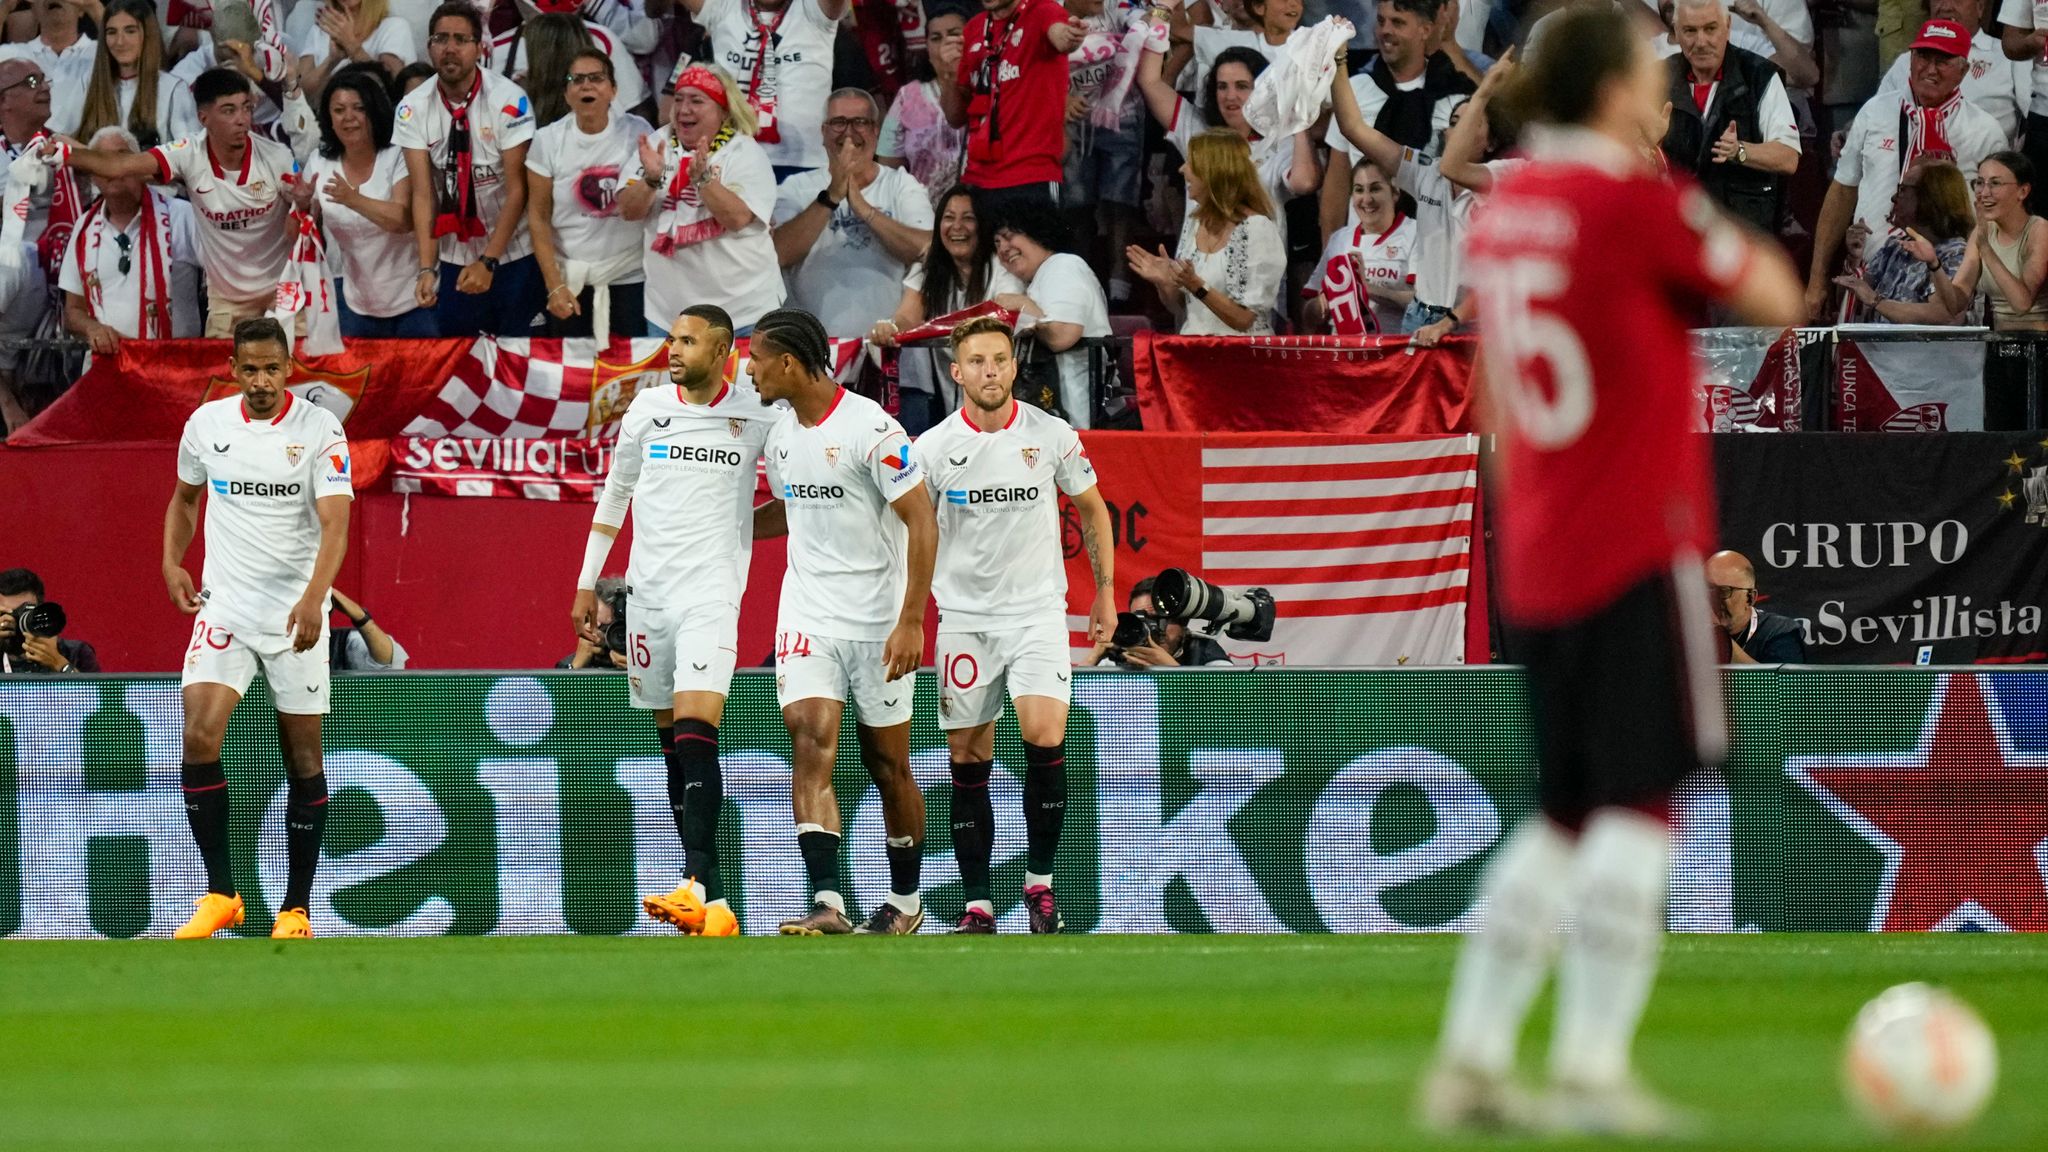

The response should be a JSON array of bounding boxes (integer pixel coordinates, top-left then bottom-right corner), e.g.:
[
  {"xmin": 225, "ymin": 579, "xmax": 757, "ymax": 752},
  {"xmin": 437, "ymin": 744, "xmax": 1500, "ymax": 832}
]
[{"xmin": 673, "ymin": 67, "xmax": 729, "ymax": 108}]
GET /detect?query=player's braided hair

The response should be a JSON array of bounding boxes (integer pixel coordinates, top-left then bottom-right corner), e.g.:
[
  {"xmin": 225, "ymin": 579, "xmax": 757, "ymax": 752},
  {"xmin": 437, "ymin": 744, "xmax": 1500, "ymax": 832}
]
[{"xmin": 751, "ymin": 309, "xmax": 834, "ymax": 378}]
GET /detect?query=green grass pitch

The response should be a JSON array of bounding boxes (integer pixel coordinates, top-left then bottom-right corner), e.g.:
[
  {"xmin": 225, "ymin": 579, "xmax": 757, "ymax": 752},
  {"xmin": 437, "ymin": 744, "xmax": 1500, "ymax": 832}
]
[{"xmin": 0, "ymin": 934, "xmax": 2041, "ymax": 1150}]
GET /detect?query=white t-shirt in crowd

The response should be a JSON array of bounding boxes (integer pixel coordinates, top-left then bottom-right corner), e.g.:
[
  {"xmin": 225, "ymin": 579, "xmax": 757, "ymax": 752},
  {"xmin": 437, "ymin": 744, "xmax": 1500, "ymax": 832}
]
[
  {"xmin": 917, "ymin": 400, "xmax": 1098, "ymax": 632},
  {"xmin": 624, "ymin": 128, "xmax": 783, "ymax": 331},
  {"xmin": 1395, "ymin": 149, "xmax": 1523, "ymax": 311},
  {"xmin": 600, "ymin": 379, "xmax": 777, "ymax": 610},
  {"xmin": 1876, "ymin": 31, "xmax": 2028, "ymax": 145},
  {"xmin": 75, "ymin": 74, "xmax": 200, "ymax": 148},
  {"xmin": 1689, "ymin": 71, "xmax": 1802, "ymax": 151},
  {"xmin": 1834, "ymin": 92, "xmax": 2006, "ymax": 239},
  {"xmin": 1997, "ymin": 0, "xmax": 2048, "ymax": 118},
  {"xmin": 1727, "ymin": 0, "xmax": 1813, "ymax": 62},
  {"xmin": 693, "ymin": 0, "xmax": 838, "ymax": 172},
  {"xmin": 1325, "ymin": 69, "xmax": 1463, "ymax": 162},
  {"xmin": 902, "ymin": 257, "xmax": 1026, "ymax": 312},
  {"xmin": 1309, "ymin": 213, "xmax": 1416, "ymax": 334},
  {"xmin": 0, "ymin": 35, "xmax": 95, "ymax": 138},
  {"xmin": 175, "ymin": 392, "xmax": 353, "ymax": 637},
  {"xmin": 384, "ymin": 0, "xmax": 439, "ymax": 58},
  {"xmin": 1021, "ymin": 251, "xmax": 1111, "ymax": 428},
  {"xmin": 772, "ymin": 164, "xmax": 936, "ymax": 339},
  {"xmin": 149, "ymin": 131, "xmax": 300, "ymax": 306},
  {"xmin": 491, "ymin": 20, "xmax": 645, "ymax": 113},
  {"xmin": 304, "ymin": 147, "xmax": 418, "ymax": 318},
  {"xmin": 765, "ymin": 389, "xmax": 925, "ymax": 641},
  {"xmin": 299, "ymin": 15, "xmax": 418, "ymax": 69},
  {"xmin": 526, "ymin": 109, "xmax": 654, "ymax": 283},
  {"xmin": 58, "ymin": 195, "xmax": 202, "ymax": 338},
  {"xmin": 392, "ymin": 68, "xmax": 538, "ymax": 266},
  {"xmin": 1189, "ymin": 25, "xmax": 1288, "ymax": 91}
]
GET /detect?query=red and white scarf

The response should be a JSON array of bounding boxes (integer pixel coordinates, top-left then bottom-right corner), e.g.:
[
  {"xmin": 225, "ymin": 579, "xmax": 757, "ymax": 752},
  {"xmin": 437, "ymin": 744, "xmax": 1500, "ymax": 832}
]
[
  {"xmin": 1903, "ymin": 88, "xmax": 1963, "ymax": 170},
  {"xmin": 650, "ymin": 123, "xmax": 737, "ymax": 256},
  {"xmin": 269, "ymin": 208, "xmax": 343, "ymax": 355},
  {"xmin": 433, "ymin": 71, "xmax": 489, "ymax": 242},
  {"xmin": 75, "ymin": 189, "xmax": 176, "ymax": 338},
  {"xmin": 2, "ymin": 132, "xmax": 86, "ymax": 278},
  {"xmin": 743, "ymin": 1, "xmax": 787, "ymax": 145}
]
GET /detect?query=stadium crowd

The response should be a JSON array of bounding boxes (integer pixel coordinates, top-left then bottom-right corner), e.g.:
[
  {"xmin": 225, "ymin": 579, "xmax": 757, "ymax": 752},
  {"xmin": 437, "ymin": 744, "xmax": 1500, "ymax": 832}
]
[{"xmin": 0, "ymin": 0, "xmax": 2043, "ymax": 433}]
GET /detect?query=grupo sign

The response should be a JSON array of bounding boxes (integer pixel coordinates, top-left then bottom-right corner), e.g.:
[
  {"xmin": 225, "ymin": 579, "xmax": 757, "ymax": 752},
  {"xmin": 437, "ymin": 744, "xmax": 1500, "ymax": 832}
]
[{"xmin": 7, "ymin": 670, "xmax": 2046, "ymax": 938}]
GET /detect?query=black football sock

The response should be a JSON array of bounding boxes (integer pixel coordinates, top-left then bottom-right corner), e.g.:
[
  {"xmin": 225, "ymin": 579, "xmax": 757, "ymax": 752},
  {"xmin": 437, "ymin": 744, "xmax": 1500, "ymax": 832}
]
[
  {"xmin": 886, "ymin": 835, "xmax": 922, "ymax": 899},
  {"xmin": 1023, "ymin": 741, "xmax": 1067, "ymax": 878},
  {"xmin": 655, "ymin": 723, "xmax": 675, "ymax": 758},
  {"xmin": 283, "ymin": 772, "xmax": 328, "ymax": 912},
  {"xmin": 672, "ymin": 719, "xmax": 724, "ymax": 902},
  {"xmin": 181, "ymin": 759, "xmax": 235, "ymax": 896},
  {"xmin": 797, "ymin": 827, "xmax": 841, "ymax": 905},
  {"xmin": 950, "ymin": 760, "xmax": 995, "ymax": 905}
]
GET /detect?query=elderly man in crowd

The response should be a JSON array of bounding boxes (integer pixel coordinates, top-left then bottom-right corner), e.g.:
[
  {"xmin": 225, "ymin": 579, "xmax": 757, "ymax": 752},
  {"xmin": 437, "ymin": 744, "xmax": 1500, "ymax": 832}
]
[
  {"xmin": 1708, "ymin": 550, "xmax": 1807, "ymax": 663},
  {"xmin": 61, "ymin": 127, "xmax": 203, "ymax": 354},
  {"xmin": 1662, "ymin": 0, "xmax": 1801, "ymax": 234},
  {"xmin": 1807, "ymin": 19, "xmax": 2005, "ymax": 320},
  {"xmin": 1880, "ymin": 0, "xmax": 2027, "ymax": 145},
  {"xmin": 772, "ymin": 87, "xmax": 934, "ymax": 339},
  {"xmin": 0, "ymin": 0, "xmax": 96, "ymax": 134}
]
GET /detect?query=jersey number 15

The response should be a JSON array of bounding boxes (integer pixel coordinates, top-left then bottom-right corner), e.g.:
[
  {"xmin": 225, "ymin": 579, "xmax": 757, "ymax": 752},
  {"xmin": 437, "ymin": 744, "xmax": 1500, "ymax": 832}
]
[{"xmin": 1472, "ymin": 256, "xmax": 1594, "ymax": 450}]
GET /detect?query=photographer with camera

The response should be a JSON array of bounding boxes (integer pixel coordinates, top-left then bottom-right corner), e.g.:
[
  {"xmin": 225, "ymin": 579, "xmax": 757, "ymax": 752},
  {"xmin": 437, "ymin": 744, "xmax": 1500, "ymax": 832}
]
[
  {"xmin": 558, "ymin": 577, "xmax": 629, "ymax": 669},
  {"xmin": 1089, "ymin": 576, "xmax": 1235, "ymax": 669},
  {"xmin": 329, "ymin": 589, "xmax": 410, "ymax": 671},
  {"xmin": 0, "ymin": 567, "xmax": 98, "ymax": 674}
]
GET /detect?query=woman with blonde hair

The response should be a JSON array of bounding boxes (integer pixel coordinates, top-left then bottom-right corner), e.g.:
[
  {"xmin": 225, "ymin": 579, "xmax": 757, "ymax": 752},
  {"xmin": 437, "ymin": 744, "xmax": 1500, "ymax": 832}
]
[
  {"xmin": 1833, "ymin": 159, "xmax": 1974, "ymax": 326},
  {"xmin": 1125, "ymin": 128, "xmax": 1285, "ymax": 335},
  {"xmin": 74, "ymin": 0, "xmax": 198, "ymax": 151},
  {"xmin": 619, "ymin": 63, "xmax": 782, "ymax": 335},
  {"xmin": 299, "ymin": 0, "xmax": 418, "ymax": 100}
]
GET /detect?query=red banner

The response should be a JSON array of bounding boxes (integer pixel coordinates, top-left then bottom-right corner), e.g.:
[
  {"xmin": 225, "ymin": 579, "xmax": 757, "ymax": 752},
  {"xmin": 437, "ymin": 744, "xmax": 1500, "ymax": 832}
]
[{"xmin": 1132, "ymin": 332, "xmax": 1478, "ymax": 434}]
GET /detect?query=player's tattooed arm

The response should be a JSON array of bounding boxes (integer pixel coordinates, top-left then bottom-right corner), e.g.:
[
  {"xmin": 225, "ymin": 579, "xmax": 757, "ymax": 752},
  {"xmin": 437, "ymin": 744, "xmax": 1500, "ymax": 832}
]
[{"xmin": 1072, "ymin": 485, "xmax": 1117, "ymax": 644}]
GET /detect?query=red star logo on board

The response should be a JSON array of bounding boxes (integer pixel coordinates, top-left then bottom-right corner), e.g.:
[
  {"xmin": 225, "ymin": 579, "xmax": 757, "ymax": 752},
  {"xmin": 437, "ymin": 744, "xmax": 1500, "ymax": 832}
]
[{"xmin": 1792, "ymin": 675, "xmax": 2048, "ymax": 931}]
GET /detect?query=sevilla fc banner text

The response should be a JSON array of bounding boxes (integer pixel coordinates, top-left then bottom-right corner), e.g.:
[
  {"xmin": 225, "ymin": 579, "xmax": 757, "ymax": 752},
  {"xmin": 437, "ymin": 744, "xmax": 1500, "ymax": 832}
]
[{"xmin": 1715, "ymin": 433, "xmax": 2048, "ymax": 663}]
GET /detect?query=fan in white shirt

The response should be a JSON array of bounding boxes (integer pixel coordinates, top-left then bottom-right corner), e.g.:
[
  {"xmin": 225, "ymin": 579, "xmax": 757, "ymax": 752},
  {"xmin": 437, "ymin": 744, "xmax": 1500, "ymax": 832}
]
[
  {"xmin": 489, "ymin": 5, "xmax": 646, "ymax": 116},
  {"xmin": 674, "ymin": 0, "xmax": 849, "ymax": 175},
  {"xmin": 64, "ymin": 66, "xmax": 315, "ymax": 336},
  {"xmin": 1136, "ymin": 32, "xmax": 1318, "ymax": 234},
  {"xmin": 298, "ymin": 0, "xmax": 417, "ymax": 100},
  {"xmin": 0, "ymin": 5, "xmax": 94, "ymax": 137},
  {"xmin": 70, "ymin": 0, "xmax": 199, "ymax": 150},
  {"xmin": 989, "ymin": 204, "xmax": 1112, "ymax": 429},
  {"xmin": 747, "ymin": 308, "xmax": 940, "ymax": 936},
  {"xmin": 916, "ymin": 315, "xmax": 1116, "ymax": 935},
  {"xmin": 61, "ymin": 126, "xmax": 202, "ymax": 352},
  {"xmin": 1306, "ymin": 155, "xmax": 1415, "ymax": 334},
  {"xmin": 1877, "ymin": 0, "xmax": 2026, "ymax": 145},
  {"xmin": 527, "ymin": 47, "xmax": 652, "ymax": 338},
  {"xmin": 620, "ymin": 63, "xmax": 783, "ymax": 334},
  {"xmin": 305, "ymin": 66, "xmax": 433, "ymax": 335},
  {"xmin": 771, "ymin": 88, "xmax": 935, "ymax": 340}
]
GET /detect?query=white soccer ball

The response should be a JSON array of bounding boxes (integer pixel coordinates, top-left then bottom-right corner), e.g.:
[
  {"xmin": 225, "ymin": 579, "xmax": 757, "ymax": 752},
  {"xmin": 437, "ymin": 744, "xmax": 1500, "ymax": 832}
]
[{"xmin": 1842, "ymin": 982, "xmax": 1998, "ymax": 1134}]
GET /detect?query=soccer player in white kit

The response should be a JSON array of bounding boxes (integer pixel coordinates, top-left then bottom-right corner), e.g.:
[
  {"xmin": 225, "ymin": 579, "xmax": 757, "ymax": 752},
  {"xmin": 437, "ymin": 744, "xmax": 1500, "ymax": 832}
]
[
  {"xmin": 163, "ymin": 318, "xmax": 352, "ymax": 940},
  {"xmin": 570, "ymin": 304, "xmax": 776, "ymax": 938},
  {"xmin": 745, "ymin": 310, "xmax": 940, "ymax": 936},
  {"xmin": 916, "ymin": 316, "xmax": 1117, "ymax": 934}
]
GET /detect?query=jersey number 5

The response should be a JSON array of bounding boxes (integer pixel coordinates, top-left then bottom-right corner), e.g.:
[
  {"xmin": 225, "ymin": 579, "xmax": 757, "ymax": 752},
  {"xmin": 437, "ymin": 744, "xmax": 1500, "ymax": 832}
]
[{"xmin": 1472, "ymin": 256, "xmax": 1593, "ymax": 450}]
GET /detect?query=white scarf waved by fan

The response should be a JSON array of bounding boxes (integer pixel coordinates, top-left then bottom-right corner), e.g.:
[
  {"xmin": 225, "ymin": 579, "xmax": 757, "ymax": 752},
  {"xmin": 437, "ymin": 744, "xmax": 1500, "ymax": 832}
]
[
  {"xmin": 270, "ymin": 207, "xmax": 343, "ymax": 355},
  {"xmin": 1, "ymin": 133, "xmax": 61, "ymax": 270},
  {"xmin": 1244, "ymin": 16, "xmax": 1352, "ymax": 139}
]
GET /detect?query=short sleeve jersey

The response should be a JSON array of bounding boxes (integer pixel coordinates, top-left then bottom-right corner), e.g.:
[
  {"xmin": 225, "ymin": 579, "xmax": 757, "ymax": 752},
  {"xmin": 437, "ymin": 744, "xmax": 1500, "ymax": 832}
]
[
  {"xmin": 175, "ymin": 393, "xmax": 353, "ymax": 636},
  {"xmin": 391, "ymin": 68, "xmax": 538, "ymax": 265},
  {"xmin": 764, "ymin": 389, "xmax": 926, "ymax": 641},
  {"xmin": 149, "ymin": 132, "xmax": 299, "ymax": 305},
  {"xmin": 917, "ymin": 401, "xmax": 1098, "ymax": 632},
  {"xmin": 600, "ymin": 380, "xmax": 777, "ymax": 610},
  {"xmin": 957, "ymin": 0, "xmax": 1070, "ymax": 187},
  {"xmin": 1465, "ymin": 134, "xmax": 1752, "ymax": 627}
]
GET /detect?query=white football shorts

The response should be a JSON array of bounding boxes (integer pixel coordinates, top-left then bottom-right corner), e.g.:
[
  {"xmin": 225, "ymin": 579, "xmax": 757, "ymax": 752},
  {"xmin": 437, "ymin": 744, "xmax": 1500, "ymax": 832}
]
[
  {"xmin": 774, "ymin": 631, "xmax": 916, "ymax": 728},
  {"xmin": 181, "ymin": 610, "xmax": 330, "ymax": 715},
  {"xmin": 624, "ymin": 597, "xmax": 740, "ymax": 711},
  {"xmin": 935, "ymin": 614, "xmax": 1073, "ymax": 731}
]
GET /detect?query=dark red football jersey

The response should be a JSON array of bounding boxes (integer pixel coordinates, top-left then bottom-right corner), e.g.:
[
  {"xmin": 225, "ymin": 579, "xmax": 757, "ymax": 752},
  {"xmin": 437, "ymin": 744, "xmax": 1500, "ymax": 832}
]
[{"xmin": 1466, "ymin": 132, "xmax": 1753, "ymax": 627}]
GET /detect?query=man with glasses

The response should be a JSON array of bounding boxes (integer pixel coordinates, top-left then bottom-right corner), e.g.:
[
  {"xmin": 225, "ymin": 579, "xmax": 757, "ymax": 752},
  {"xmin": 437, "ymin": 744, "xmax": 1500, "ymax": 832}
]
[
  {"xmin": 770, "ymin": 88, "xmax": 934, "ymax": 338},
  {"xmin": 1878, "ymin": 0, "xmax": 2026, "ymax": 145},
  {"xmin": 0, "ymin": 0, "xmax": 96, "ymax": 135},
  {"xmin": 1706, "ymin": 549, "xmax": 1806, "ymax": 663},
  {"xmin": 0, "ymin": 56, "xmax": 59, "ymax": 429},
  {"xmin": 396, "ymin": 0, "xmax": 540, "ymax": 337},
  {"xmin": 60, "ymin": 126, "xmax": 203, "ymax": 355}
]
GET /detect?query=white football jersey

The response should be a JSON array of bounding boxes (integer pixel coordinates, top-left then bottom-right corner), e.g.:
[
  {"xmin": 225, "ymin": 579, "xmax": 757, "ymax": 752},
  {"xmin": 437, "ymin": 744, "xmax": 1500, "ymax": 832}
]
[
  {"xmin": 601, "ymin": 380, "xmax": 775, "ymax": 610},
  {"xmin": 175, "ymin": 393, "xmax": 353, "ymax": 636},
  {"xmin": 765, "ymin": 389, "xmax": 924, "ymax": 642},
  {"xmin": 917, "ymin": 402, "xmax": 1097, "ymax": 633}
]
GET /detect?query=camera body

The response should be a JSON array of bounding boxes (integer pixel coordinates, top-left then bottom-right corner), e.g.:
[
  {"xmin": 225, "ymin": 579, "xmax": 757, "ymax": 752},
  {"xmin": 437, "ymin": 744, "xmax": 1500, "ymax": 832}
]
[
  {"xmin": 1112, "ymin": 610, "xmax": 1167, "ymax": 650},
  {"xmin": 1149, "ymin": 568, "xmax": 1275, "ymax": 643},
  {"xmin": 3, "ymin": 601, "xmax": 65, "ymax": 653},
  {"xmin": 599, "ymin": 586, "xmax": 629, "ymax": 658}
]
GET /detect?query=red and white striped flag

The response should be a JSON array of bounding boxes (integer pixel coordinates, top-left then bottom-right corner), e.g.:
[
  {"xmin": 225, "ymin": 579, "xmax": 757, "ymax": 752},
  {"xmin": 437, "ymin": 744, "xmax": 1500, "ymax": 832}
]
[{"xmin": 1193, "ymin": 435, "xmax": 1475, "ymax": 666}]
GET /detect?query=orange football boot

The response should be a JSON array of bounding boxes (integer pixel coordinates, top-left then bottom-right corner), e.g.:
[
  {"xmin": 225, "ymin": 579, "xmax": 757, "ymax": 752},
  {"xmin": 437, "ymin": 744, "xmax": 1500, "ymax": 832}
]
[
  {"xmin": 173, "ymin": 893, "xmax": 245, "ymax": 939},
  {"xmin": 271, "ymin": 908, "xmax": 313, "ymax": 939}
]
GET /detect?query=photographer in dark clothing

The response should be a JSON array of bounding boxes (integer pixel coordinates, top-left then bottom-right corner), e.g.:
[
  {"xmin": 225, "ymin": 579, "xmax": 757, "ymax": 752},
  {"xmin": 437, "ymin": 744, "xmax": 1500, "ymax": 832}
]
[
  {"xmin": 1088, "ymin": 576, "xmax": 1234, "ymax": 669},
  {"xmin": 559, "ymin": 577, "xmax": 630, "ymax": 670},
  {"xmin": 0, "ymin": 568, "xmax": 99, "ymax": 675}
]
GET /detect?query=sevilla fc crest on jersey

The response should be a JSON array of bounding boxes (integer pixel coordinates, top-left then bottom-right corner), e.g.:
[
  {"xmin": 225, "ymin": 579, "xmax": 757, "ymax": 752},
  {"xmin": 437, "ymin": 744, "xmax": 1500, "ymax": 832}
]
[
  {"xmin": 284, "ymin": 444, "xmax": 304, "ymax": 466},
  {"xmin": 823, "ymin": 446, "xmax": 840, "ymax": 467},
  {"xmin": 1020, "ymin": 447, "xmax": 1040, "ymax": 468},
  {"xmin": 728, "ymin": 418, "xmax": 744, "ymax": 438}
]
